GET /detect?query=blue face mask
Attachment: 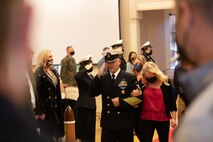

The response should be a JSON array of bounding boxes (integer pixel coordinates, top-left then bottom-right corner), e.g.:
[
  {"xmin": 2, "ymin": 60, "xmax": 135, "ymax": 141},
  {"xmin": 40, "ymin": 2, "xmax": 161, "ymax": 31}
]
[{"xmin": 134, "ymin": 64, "xmax": 142, "ymax": 72}]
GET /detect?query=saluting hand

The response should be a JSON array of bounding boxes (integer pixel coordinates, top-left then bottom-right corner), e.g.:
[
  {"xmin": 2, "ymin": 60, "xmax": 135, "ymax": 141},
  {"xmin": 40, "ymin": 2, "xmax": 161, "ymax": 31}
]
[
  {"xmin": 98, "ymin": 63, "xmax": 105, "ymax": 79},
  {"xmin": 85, "ymin": 63, "xmax": 93, "ymax": 70}
]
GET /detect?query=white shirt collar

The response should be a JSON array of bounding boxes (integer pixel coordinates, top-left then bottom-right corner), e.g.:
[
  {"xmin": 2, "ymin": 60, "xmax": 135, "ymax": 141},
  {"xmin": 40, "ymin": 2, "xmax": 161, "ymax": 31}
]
[{"xmin": 110, "ymin": 68, "xmax": 121, "ymax": 80}]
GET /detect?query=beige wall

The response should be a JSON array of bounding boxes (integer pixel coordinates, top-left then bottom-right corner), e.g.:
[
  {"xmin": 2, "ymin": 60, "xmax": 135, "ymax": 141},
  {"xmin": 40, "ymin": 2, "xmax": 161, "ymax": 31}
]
[
  {"xmin": 140, "ymin": 10, "xmax": 166, "ymax": 70},
  {"xmin": 138, "ymin": 0, "xmax": 173, "ymax": 2},
  {"xmin": 120, "ymin": 0, "xmax": 142, "ymax": 60},
  {"xmin": 137, "ymin": 0, "xmax": 175, "ymax": 11},
  {"xmin": 120, "ymin": 0, "xmax": 174, "ymax": 77},
  {"xmin": 140, "ymin": 10, "xmax": 173, "ymax": 75}
]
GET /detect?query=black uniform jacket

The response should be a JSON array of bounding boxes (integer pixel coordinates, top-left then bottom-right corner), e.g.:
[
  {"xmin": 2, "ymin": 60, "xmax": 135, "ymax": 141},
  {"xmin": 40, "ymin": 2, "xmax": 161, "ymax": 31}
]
[
  {"xmin": 34, "ymin": 67, "xmax": 63, "ymax": 125},
  {"xmin": 143, "ymin": 52, "xmax": 155, "ymax": 62},
  {"xmin": 75, "ymin": 68, "xmax": 96, "ymax": 109},
  {"xmin": 120, "ymin": 57, "xmax": 127, "ymax": 71},
  {"xmin": 90, "ymin": 70, "xmax": 139, "ymax": 130}
]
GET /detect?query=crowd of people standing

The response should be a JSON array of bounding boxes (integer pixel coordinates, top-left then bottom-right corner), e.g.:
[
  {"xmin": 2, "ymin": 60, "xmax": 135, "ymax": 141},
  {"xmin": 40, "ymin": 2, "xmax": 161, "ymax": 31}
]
[{"xmin": 2, "ymin": 0, "xmax": 213, "ymax": 142}]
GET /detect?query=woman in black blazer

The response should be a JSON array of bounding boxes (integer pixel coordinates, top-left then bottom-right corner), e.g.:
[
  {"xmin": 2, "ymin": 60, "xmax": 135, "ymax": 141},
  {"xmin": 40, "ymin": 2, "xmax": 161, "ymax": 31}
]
[
  {"xmin": 75, "ymin": 55, "xmax": 96, "ymax": 142},
  {"xmin": 34, "ymin": 49, "xmax": 64, "ymax": 142}
]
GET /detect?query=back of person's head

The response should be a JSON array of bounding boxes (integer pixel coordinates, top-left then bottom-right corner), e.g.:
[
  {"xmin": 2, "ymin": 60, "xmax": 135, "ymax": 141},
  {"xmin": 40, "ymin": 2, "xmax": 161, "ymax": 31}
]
[
  {"xmin": 175, "ymin": 0, "xmax": 213, "ymax": 65},
  {"xmin": 0, "ymin": 0, "xmax": 24, "ymax": 71},
  {"xmin": 176, "ymin": 0, "xmax": 213, "ymax": 24}
]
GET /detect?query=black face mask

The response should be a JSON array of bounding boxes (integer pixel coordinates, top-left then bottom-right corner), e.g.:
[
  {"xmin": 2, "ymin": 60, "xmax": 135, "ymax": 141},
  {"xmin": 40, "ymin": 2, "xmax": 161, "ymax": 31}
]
[
  {"xmin": 149, "ymin": 50, "xmax": 153, "ymax": 55},
  {"xmin": 146, "ymin": 76, "xmax": 157, "ymax": 83},
  {"xmin": 131, "ymin": 57, "xmax": 136, "ymax": 62},
  {"xmin": 70, "ymin": 51, "xmax": 75, "ymax": 55},
  {"xmin": 47, "ymin": 60, "xmax": 53, "ymax": 66},
  {"xmin": 87, "ymin": 67, "xmax": 93, "ymax": 73}
]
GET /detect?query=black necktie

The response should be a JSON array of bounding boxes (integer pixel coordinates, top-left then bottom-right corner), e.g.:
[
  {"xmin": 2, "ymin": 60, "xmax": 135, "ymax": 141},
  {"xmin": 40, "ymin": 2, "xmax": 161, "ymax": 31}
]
[{"xmin": 112, "ymin": 74, "xmax": 115, "ymax": 81}]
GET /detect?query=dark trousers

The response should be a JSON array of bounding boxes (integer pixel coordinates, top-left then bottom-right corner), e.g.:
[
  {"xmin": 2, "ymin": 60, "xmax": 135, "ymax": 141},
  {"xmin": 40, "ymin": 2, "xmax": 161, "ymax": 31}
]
[
  {"xmin": 77, "ymin": 108, "xmax": 96, "ymax": 142},
  {"xmin": 101, "ymin": 128, "xmax": 133, "ymax": 142},
  {"xmin": 138, "ymin": 119, "xmax": 170, "ymax": 142},
  {"xmin": 133, "ymin": 107, "xmax": 141, "ymax": 140},
  {"xmin": 40, "ymin": 121, "xmax": 61, "ymax": 142}
]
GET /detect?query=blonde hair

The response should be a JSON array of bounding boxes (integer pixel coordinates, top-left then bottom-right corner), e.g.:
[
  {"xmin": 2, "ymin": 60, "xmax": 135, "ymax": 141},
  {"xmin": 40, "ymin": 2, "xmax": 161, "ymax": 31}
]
[
  {"xmin": 141, "ymin": 62, "xmax": 169, "ymax": 86},
  {"xmin": 133, "ymin": 56, "xmax": 143, "ymax": 74},
  {"xmin": 35, "ymin": 49, "xmax": 51, "ymax": 70},
  {"xmin": 134, "ymin": 56, "xmax": 143, "ymax": 65}
]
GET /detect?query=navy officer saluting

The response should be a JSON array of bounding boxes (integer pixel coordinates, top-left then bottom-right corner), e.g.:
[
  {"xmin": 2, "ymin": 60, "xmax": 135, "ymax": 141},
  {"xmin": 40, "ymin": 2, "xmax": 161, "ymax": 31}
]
[{"xmin": 90, "ymin": 49, "xmax": 141, "ymax": 142}]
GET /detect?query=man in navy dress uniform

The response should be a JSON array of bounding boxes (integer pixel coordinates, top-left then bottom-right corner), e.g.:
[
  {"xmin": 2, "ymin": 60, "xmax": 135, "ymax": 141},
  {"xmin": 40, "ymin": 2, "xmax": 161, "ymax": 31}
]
[{"xmin": 90, "ymin": 49, "xmax": 141, "ymax": 142}]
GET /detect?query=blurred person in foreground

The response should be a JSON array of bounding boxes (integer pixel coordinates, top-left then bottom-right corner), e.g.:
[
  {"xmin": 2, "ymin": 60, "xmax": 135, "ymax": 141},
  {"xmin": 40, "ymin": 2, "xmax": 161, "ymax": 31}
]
[
  {"xmin": 173, "ymin": 53, "xmax": 193, "ymax": 121},
  {"xmin": 138, "ymin": 62, "xmax": 177, "ymax": 142},
  {"xmin": 35, "ymin": 49, "xmax": 64, "ymax": 142},
  {"xmin": 0, "ymin": 1, "xmax": 48, "ymax": 142},
  {"xmin": 75, "ymin": 55, "xmax": 96, "ymax": 142},
  {"xmin": 174, "ymin": 0, "xmax": 213, "ymax": 141}
]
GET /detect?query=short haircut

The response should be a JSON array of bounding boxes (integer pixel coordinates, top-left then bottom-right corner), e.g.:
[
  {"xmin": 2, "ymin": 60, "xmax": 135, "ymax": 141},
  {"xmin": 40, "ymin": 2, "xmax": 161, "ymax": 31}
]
[{"xmin": 66, "ymin": 46, "xmax": 72, "ymax": 50}]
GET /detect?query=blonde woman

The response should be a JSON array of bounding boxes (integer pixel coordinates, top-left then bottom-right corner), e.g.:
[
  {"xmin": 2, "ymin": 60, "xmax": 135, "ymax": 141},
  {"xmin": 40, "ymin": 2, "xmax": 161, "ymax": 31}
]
[
  {"xmin": 34, "ymin": 49, "xmax": 64, "ymax": 142},
  {"xmin": 138, "ymin": 62, "xmax": 177, "ymax": 142}
]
